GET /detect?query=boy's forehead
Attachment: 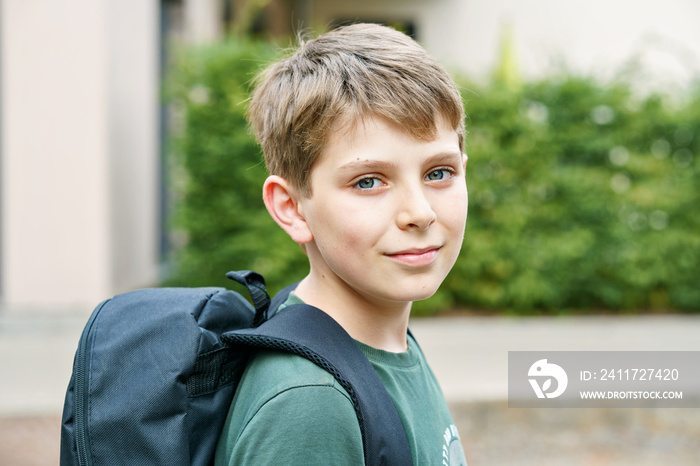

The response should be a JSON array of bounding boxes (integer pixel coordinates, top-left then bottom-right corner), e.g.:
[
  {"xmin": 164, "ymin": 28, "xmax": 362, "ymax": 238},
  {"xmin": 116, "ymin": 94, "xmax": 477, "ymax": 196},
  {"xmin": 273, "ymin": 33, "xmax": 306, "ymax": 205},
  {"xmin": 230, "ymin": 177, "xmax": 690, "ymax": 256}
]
[
  {"xmin": 316, "ymin": 114, "xmax": 460, "ymax": 167},
  {"xmin": 334, "ymin": 112, "xmax": 457, "ymax": 143},
  {"xmin": 326, "ymin": 113, "xmax": 454, "ymax": 146}
]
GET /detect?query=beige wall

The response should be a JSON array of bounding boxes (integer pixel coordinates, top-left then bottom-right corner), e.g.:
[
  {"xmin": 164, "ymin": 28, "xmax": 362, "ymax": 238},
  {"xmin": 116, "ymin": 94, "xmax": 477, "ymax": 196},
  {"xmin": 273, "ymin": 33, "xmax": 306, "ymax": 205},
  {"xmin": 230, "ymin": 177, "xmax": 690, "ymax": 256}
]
[
  {"xmin": 304, "ymin": 0, "xmax": 700, "ymax": 87},
  {"xmin": 305, "ymin": 0, "xmax": 470, "ymax": 73},
  {"xmin": 1, "ymin": 0, "xmax": 160, "ymax": 311},
  {"xmin": 106, "ymin": 0, "xmax": 161, "ymax": 295},
  {"xmin": 184, "ymin": 0, "xmax": 224, "ymax": 44}
]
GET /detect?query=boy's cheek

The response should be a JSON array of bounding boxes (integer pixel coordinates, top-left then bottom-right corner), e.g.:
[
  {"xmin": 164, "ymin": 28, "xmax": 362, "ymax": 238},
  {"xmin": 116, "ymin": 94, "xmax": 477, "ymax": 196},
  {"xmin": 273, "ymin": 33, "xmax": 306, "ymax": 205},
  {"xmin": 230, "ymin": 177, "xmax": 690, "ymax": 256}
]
[{"xmin": 442, "ymin": 186, "xmax": 469, "ymax": 213}]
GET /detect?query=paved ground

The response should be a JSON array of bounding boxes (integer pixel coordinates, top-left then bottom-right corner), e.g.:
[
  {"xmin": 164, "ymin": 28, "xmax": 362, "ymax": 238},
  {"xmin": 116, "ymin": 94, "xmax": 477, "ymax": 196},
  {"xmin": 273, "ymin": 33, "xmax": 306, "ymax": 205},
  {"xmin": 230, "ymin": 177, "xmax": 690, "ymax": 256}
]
[
  {"xmin": 1, "ymin": 311, "xmax": 699, "ymax": 465},
  {"xmin": 414, "ymin": 314, "xmax": 700, "ymax": 465}
]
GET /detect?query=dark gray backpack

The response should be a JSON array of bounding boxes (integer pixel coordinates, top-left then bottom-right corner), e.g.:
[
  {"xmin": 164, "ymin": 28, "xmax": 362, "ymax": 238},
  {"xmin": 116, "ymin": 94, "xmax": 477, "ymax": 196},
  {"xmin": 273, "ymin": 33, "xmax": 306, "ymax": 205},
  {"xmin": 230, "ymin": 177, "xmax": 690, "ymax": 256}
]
[{"xmin": 60, "ymin": 271, "xmax": 412, "ymax": 465}]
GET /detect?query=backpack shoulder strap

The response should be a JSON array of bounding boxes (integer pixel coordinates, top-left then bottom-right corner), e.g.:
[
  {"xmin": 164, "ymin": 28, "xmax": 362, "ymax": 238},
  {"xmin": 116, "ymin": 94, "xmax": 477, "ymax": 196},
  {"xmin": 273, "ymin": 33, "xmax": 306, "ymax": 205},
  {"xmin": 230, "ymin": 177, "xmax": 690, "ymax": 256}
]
[{"xmin": 223, "ymin": 303, "xmax": 413, "ymax": 466}]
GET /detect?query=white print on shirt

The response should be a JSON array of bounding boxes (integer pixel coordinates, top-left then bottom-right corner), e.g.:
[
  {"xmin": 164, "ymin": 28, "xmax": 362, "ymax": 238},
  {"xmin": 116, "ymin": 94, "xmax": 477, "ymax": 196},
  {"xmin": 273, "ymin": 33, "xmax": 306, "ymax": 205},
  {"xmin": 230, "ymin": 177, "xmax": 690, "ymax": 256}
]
[{"xmin": 442, "ymin": 424, "xmax": 468, "ymax": 466}]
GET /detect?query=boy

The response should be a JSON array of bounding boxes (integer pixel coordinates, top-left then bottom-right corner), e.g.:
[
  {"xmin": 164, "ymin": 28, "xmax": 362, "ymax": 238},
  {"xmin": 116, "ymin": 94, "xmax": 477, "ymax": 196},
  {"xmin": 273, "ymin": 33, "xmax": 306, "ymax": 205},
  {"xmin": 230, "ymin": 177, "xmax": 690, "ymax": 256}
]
[{"xmin": 215, "ymin": 23, "xmax": 469, "ymax": 465}]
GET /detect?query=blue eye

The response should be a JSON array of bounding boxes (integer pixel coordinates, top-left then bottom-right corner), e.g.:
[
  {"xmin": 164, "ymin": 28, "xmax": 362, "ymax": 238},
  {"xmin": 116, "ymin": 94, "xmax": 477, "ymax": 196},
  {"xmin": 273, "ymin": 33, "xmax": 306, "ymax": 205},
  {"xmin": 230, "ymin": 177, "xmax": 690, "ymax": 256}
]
[
  {"xmin": 426, "ymin": 169, "xmax": 450, "ymax": 181},
  {"xmin": 356, "ymin": 177, "xmax": 380, "ymax": 189}
]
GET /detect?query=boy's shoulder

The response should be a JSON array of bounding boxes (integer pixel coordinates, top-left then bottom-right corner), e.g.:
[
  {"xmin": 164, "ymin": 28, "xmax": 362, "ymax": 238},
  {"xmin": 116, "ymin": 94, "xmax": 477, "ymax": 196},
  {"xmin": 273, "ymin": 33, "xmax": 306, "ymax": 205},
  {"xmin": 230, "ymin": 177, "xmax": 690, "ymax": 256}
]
[
  {"xmin": 240, "ymin": 349, "xmax": 353, "ymax": 403},
  {"xmin": 215, "ymin": 349, "xmax": 364, "ymax": 465},
  {"xmin": 215, "ymin": 324, "xmax": 465, "ymax": 465},
  {"xmin": 236, "ymin": 332, "xmax": 425, "ymax": 403}
]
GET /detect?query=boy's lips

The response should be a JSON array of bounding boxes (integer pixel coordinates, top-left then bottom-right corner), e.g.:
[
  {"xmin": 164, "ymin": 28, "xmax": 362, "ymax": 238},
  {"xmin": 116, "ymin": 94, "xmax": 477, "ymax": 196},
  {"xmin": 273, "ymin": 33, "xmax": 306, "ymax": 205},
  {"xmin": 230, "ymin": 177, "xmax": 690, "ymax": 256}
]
[{"xmin": 384, "ymin": 246, "xmax": 441, "ymax": 267}]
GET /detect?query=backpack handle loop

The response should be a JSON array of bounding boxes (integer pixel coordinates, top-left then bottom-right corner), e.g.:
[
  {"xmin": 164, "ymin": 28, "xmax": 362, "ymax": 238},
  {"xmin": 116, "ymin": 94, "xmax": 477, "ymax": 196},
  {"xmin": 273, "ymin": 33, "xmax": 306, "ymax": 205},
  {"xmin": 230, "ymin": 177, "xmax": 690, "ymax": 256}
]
[{"xmin": 226, "ymin": 270, "xmax": 270, "ymax": 326}]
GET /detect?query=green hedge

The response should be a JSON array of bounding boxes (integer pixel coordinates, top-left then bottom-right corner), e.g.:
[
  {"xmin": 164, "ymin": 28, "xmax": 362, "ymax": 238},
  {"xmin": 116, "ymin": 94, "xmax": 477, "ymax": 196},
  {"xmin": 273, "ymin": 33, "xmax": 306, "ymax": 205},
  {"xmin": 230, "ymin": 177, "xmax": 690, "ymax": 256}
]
[
  {"xmin": 452, "ymin": 79, "xmax": 700, "ymax": 313},
  {"xmin": 164, "ymin": 39, "xmax": 310, "ymax": 294},
  {"xmin": 165, "ymin": 38, "xmax": 700, "ymax": 314}
]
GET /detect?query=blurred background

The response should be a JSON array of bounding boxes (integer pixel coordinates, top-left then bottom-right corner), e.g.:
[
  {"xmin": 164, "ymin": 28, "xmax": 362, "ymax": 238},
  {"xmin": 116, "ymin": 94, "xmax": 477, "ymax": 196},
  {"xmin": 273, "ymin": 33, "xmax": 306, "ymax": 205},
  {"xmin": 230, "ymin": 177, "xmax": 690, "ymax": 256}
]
[{"xmin": 1, "ymin": 0, "xmax": 699, "ymax": 464}]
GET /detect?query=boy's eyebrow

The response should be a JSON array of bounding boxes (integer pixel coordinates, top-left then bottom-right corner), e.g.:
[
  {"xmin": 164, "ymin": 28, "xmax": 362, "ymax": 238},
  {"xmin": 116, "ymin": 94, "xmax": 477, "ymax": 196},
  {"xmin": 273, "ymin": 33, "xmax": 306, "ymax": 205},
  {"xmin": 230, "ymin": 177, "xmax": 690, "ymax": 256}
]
[
  {"xmin": 425, "ymin": 151, "xmax": 464, "ymax": 166},
  {"xmin": 337, "ymin": 159, "xmax": 399, "ymax": 173},
  {"xmin": 338, "ymin": 151, "xmax": 463, "ymax": 173}
]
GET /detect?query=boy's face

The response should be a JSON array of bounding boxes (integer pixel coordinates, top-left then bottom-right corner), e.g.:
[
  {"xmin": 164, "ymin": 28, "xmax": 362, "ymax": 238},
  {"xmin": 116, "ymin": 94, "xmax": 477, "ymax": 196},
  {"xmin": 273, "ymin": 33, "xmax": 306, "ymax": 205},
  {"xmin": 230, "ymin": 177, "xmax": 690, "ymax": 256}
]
[{"xmin": 297, "ymin": 116, "xmax": 468, "ymax": 307}]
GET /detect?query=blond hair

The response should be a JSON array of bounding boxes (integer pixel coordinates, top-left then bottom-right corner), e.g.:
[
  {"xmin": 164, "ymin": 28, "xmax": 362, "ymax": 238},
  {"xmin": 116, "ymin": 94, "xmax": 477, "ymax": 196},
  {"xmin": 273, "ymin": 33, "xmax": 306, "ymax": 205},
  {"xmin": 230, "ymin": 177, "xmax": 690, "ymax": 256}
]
[{"xmin": 248, "ymin": 23, "xmax": 465, "ymax": 196}]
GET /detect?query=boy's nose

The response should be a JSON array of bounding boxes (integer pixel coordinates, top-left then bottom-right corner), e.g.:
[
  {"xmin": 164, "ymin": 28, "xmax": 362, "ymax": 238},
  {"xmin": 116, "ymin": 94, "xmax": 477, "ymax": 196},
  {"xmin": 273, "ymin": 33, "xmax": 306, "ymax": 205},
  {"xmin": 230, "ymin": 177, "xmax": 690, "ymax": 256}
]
[{"xmin": 396, "ymin": 187, "xmax": 436, "ymax": 231}]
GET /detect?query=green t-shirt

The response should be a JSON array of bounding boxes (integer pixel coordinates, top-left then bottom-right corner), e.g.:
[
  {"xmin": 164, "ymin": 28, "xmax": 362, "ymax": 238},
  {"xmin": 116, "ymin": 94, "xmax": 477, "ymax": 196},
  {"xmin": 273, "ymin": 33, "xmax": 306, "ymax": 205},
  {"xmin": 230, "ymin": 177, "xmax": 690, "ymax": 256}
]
[{"xmin": 214, "ymin": 294, "xmax": 468, "ymax": 465}]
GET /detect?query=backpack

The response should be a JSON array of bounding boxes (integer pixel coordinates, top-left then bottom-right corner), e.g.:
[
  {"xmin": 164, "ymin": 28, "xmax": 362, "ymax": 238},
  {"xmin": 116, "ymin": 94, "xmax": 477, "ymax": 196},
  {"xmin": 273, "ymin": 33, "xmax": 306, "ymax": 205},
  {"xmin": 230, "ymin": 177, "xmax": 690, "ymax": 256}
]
[{"xmin": 60, "ymin": 270, "xmax": 412, "ymax": 466}]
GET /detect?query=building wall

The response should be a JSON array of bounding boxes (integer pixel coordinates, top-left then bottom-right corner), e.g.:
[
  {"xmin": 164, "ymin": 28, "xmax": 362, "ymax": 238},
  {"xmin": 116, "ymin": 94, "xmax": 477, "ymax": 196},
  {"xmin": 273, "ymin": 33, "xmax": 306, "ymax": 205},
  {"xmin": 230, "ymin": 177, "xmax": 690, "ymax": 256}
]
[
  {"xmin": 305, "ymin": 0, "xmax": 700, "ymax": 89},
  {"xmin": 1, "ymin": 0, "xmax": 160, "ymax": 311},
  {"xmin": 106, "ymin": 0, "xmax": 161, "ymax": 296}
]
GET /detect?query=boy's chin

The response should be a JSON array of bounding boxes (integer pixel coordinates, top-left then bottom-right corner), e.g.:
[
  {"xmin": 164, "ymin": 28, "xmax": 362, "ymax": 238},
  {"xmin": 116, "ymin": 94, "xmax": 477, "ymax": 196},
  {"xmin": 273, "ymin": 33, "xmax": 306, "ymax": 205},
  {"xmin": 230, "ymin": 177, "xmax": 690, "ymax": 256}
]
[
  {"xmin": 409, "ymin": 290, "xmax": 439, "ymax": 303},
  {"xmin": 381, "ymin": 273, "xmax": 451, "ymax": 304},
  {"xmin": 385, "ymin": 285, "xmax": 440, "ymax": 305}
]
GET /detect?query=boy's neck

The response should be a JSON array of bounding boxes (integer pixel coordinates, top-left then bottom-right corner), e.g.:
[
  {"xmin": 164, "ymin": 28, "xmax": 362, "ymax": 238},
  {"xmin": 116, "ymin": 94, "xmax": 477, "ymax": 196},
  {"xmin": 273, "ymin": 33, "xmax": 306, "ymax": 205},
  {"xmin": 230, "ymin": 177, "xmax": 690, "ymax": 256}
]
[{"xmin": 294, "ymin": 275, "xmax": 411, "ymax": 353}]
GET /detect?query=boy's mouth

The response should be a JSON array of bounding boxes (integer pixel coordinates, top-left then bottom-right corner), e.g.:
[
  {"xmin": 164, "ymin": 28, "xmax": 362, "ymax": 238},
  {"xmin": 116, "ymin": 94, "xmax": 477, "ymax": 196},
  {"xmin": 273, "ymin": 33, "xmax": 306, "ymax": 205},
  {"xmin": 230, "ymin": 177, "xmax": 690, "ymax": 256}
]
[{"xmin": 384, "ymin": 247, "xmax": 441, "ymax": 267}]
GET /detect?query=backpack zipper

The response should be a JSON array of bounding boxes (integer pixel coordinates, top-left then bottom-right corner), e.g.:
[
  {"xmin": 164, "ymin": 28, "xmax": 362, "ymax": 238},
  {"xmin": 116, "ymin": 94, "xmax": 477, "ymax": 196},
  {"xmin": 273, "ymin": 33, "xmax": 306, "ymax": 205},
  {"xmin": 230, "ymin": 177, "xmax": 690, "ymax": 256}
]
[{"xmin": 74, "ymin": 300, "xmax": 108, "ymax": 466}]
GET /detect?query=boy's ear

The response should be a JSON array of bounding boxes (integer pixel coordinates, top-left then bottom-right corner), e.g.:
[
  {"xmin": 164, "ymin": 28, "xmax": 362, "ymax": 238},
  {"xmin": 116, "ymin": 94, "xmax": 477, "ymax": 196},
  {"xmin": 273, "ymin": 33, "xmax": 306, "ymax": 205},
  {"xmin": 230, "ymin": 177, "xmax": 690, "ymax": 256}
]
[{"xmin": 262, "ymin": 175, "xmax": 313, "ymax": 244}]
